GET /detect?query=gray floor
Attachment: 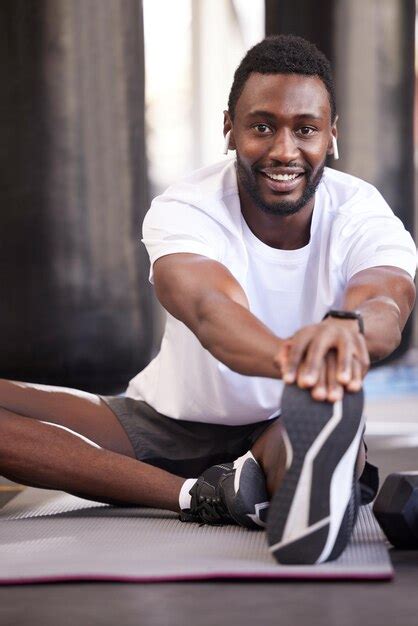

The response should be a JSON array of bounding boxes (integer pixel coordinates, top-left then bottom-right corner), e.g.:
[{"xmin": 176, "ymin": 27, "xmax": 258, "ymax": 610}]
[
  {"xmin": 1, "ymin": 359, "xmax": 418, "ymax": 626},
  {"xmin": 0, "ymin": 544, "xmax": 417, "ymax": 626},
  {"xmin": 0, "ymin": 563, "xmax": 416, "ymax": 626}
]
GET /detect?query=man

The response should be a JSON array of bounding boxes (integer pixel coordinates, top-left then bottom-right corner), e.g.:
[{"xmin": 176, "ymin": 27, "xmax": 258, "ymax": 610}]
[{"xmin": 0, "ymin": 35, "xmax": 415, "ymax": 565}]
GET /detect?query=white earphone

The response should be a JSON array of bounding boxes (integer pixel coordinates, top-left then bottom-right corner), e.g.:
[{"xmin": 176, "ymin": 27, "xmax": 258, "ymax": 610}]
[
  {"xmin": 223, "ymin": 130, "xmax": 231, "ymax": 155},
  {"xmin": 332, "ymin": 135, "xmax": 339, "ymax": 160}
]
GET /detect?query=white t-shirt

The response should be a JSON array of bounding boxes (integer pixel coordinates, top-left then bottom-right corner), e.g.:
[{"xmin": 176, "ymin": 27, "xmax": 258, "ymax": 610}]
[{"xmin": 126, "ymin": 158, "xmax": 416, "ymax": 425}]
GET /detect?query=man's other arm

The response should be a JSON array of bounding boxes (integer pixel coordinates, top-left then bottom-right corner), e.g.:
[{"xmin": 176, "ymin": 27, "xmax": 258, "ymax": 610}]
[
  {"xmin": 276, "ymin": 265, "xmax": 416, "ymax": 400},
  {"xmin": 342, "ymin": 265, "xmax": 416, "ymax": 362},
  {"xmin": 153, "ymin": 253, "xmax": 283, "ymax": 378}
]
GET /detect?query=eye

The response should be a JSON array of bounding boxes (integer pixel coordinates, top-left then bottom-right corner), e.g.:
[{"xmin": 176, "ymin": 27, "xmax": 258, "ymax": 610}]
[
  {"xmin": 298, "ymin": 126, "xmax": 316, "ymax": 136},
  {"xmin": 253, "ymin": 124, "xmax": 272, "ymax": 134}
]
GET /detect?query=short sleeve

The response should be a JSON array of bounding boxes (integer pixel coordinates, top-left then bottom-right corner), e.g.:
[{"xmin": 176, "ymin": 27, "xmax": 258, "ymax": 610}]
[
  {"xmin": 141, "ymin": 196, "xmax": 224, "ymax": 284},
  {"xmin": 341, "ymin": 191, "xmax": 417, "ymax": 282}
]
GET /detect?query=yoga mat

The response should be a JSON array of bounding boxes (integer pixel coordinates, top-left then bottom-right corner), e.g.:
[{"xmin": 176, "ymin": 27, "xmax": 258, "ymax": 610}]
[{"xmin": 0, "ymin": 488, "xmax": 393, "ymax": 583}]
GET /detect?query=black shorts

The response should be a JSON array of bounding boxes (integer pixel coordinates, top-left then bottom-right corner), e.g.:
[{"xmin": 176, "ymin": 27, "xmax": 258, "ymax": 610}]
[{"xmin": 99, "ymin": 395, "xmax": 379, "ymax": 505}]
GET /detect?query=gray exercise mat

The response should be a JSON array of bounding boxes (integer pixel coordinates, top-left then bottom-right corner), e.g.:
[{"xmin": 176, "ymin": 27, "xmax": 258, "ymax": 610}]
[{"xmin": 0, "ymin": 488, "xmax": 393, "ymax": 583}]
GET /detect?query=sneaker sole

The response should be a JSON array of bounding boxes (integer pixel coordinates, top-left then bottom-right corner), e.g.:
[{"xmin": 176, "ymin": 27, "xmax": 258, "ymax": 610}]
[
  {"xmin": 267, "ymin": 385, "xmax": 364, "ymax": 565},
  {"xmin": 326, "ymin": 467, "xmax": 361, "ymax": 562}
]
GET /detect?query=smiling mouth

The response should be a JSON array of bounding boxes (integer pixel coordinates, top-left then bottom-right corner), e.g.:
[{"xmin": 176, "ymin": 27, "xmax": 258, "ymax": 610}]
[
  {"xmin": 258, "ymin": 170, "xmax": 305, "ymax": 193},
  {"xmin": 263, "ymin": 172, "xmax": 302, "ymax": 181}
]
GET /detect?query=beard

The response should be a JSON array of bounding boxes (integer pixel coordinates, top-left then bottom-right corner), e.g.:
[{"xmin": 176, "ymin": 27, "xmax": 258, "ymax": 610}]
[{"xmin": 235, "ymin": 154, "xmax": 325, "ymax": 216}]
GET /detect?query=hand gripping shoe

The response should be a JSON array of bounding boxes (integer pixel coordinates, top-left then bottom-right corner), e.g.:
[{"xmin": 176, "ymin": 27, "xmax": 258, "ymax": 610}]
[
  {"xmin": 267, "ymin": 384, "xmax": 364, "ymax": 565},
  {"xmin": 179, "ymin": 451, "xmax": 269, "ymax": 529}
]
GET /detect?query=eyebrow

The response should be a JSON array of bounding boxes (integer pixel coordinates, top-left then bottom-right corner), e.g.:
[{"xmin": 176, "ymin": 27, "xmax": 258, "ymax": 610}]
[{"xmin": 246, "ymin": 110, "xmax": 324, "ymax": 121}]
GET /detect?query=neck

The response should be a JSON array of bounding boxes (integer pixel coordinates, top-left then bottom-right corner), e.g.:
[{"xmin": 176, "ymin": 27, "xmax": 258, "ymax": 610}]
[{"xmin": 238, "ymin": 185, "xmax": 315, "ymax": 250}]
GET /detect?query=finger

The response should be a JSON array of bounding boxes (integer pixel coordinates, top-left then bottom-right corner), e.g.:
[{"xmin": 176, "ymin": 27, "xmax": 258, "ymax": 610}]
[
  {"xmin": 336, "ymin": 335, "xmax": 354, "ymax": 385},
  {"xmin": 346, "ymin": 358, "xmax": 363, "ymax": 392},
  {"xmin": 273, "ymin": 341, "xmax": 291, "ymax": 376},
  {"xmin": 283, "ymin": 336, "xmax": 311, "ymax": 384},
  {"xmin": 310, "ymin": 361, "xmax": 328, "ymax": 401},
  {"xmin": 326, "ymin": 351, "xmax": 343, "ymax": 402},
  {"xmin": 298, "ymin": 338, "xmax": 337, "ymax": 387}
]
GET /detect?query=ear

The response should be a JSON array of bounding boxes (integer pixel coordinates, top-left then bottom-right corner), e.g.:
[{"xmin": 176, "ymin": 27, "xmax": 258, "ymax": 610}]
[
  {"xmin": 223, "ymin": 110, "xmax": 236, "ymax": 150},
  {"xmin": 327, "ymin": 115, "xmax": 338, "ymax": 156}
]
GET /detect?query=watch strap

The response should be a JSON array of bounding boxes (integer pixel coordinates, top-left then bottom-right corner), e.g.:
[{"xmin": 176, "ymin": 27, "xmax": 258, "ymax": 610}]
[{"xmin": 322, "ymin": 309, "xmax": 364, "ymax": 335}]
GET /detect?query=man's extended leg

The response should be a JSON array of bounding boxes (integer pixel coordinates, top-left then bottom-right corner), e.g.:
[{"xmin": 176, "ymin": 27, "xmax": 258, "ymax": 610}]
[
  {"xmin": 179, "ymin": 383, "xmax": 365, "ymax": 564},
  {"xmin": 0, "ymin": 379, "xmax": 184, "ymax": 511},
  {"xmin": 251, "ymin": 410, "xmax": 366, "ymax": 498},
  {"xmin": 261, "ymin": 384, "xmax": 365, "ymax": 564}
]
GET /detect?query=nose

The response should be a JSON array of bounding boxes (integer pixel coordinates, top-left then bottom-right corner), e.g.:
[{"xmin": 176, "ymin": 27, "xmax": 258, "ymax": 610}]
[{"xmin": 269, "ymin": 128, "xmax": 299, "ymax": 164}]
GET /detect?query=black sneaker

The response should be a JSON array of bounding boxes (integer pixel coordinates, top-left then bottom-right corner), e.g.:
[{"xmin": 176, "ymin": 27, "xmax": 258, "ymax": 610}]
[
  {"xmin": 267, "ymin": 384, "xmax": 364, "ymax": 565},
  {"xmin": 179, "ymin": 451, "xmax": 269, "ymax": 529}
]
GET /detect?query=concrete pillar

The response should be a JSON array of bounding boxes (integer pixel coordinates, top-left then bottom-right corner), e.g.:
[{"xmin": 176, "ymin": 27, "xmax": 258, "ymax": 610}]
[{"xmin": 0, "ymin": 0, "xmax": 152, "ymax": 392}]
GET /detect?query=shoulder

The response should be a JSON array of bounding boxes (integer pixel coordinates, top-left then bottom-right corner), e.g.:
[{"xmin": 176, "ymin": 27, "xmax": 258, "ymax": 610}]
[
  {"xmin": 144, "ymin": 158, "xmax": 239, "ymax": 236},
  {"xmin": 321, "ymin": 167, "xmax": 390, "ymax": 218},
  {"xmin": 320, "ymin": 170, "xmax": 416, "ymax": 281},
  {"xmin": 162, "ymin": 158, "xmax": 237, "ymax": 205}
]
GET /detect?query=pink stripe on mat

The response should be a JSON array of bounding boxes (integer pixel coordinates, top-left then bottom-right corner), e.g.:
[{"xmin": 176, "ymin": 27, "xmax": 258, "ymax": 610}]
[{"xmin": 1, "ymin": 570, "xmax": 393, "ymax": 586}]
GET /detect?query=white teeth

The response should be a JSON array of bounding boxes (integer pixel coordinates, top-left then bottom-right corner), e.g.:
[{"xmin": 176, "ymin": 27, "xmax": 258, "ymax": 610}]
[{"xmin": 264, "ymin": 172, "xmax": 300, "ymax": 181}]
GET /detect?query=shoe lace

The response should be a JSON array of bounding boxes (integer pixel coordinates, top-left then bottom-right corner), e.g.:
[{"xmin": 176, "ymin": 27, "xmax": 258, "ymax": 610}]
[{"xmin": 193, "ymin": 493, "xmax": 230, "ymax": 525}]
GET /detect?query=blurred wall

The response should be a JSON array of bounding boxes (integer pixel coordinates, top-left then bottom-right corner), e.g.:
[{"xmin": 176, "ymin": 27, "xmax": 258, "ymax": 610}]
[{"xmin": 143, "ymin": 0, "xmax": 265, "ymax": 351}]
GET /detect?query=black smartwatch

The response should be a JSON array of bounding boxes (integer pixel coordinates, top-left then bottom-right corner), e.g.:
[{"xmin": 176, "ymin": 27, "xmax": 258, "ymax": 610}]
[{"xmin": 322, "ymin": 310, "xmax": 364, "ymax": 335}]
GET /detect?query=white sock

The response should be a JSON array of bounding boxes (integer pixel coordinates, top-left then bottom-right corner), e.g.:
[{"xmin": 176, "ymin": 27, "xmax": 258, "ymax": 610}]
[
  {"xmin": 232, "ymin": 450, "xmax": 259, "ymax": 469},
  {"xmin": 179, "ymin": 478, "xmax": 197, "ymax": 510},
  {"xmin": 179, "ymin": 453, "xmax": 259, "ymax": 511}
]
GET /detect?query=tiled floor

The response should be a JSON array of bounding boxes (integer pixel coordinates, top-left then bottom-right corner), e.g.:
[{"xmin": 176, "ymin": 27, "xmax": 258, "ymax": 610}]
[
  {"xmin": 363, "ymin": 350, "xmax": 418, "ymax": 482},
  {"xmin": 365, "ymin": 352, "xmax": 418, "ymax": 401}
]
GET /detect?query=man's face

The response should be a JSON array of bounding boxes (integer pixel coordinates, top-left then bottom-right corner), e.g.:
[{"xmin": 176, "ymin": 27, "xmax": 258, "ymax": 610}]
[{"xmin": 227, "ymin": 73, "xmax": 335, "ymax": 216}]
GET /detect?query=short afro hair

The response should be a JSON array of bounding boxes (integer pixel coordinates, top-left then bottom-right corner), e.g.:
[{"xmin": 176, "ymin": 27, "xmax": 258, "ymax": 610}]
[{"xmin": 228, "ymin": 34, "xmax": 336, "ymax": 122}]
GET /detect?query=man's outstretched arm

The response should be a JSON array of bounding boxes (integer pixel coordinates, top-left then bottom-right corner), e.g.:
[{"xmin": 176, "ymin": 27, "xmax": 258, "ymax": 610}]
[
  {"xmin": 275, "ymin": 265, "xmax": 416, "ymax": 400},
  {"xmin": 153, "ymin": 252, "xmax": 284, "ymax": 379},
  {"xmin": 154, "ymin": 254, "xmax": 415, "ymax": 399},
  {"xmin": 341, "ymin": 265, "xmax": 416, "ymax": 361}
]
